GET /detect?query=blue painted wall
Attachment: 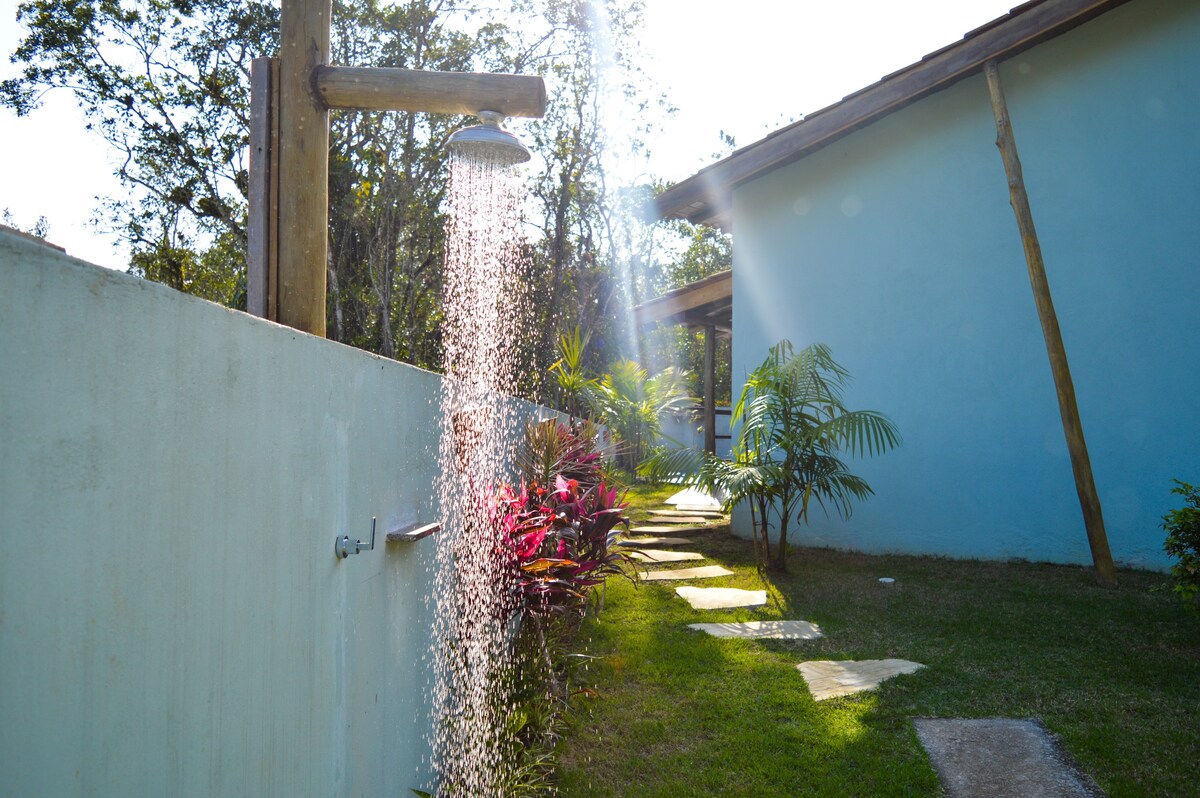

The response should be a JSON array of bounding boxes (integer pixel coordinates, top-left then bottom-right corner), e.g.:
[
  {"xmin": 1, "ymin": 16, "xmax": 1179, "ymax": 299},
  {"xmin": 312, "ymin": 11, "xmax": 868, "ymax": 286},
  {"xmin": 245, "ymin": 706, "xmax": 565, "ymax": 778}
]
[{"xmin": 730, "ymin": 0, "xmax": 1200, "ymax": 569}]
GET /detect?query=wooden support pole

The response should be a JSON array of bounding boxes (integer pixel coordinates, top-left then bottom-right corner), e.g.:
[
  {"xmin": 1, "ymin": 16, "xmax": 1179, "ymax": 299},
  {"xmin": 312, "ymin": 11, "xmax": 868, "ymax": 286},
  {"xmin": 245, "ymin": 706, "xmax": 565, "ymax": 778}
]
[
  {"xmin": 277, "ymin": 0, "xmax": 331, "ymax": 337},
  {"xmin": 247, "ymin": 57, "xmax": 277, "ymax": 319},
  {"xmin": 984, "ymin": 60, "xmax": 1117, "ymax": 587},
  {"xmin": 703, "ymin": 324, "xmax": 716, "ymax": 456},
  {"xmin": 315, "ymin": 66, "xmax": 547, "ymax": 118}
]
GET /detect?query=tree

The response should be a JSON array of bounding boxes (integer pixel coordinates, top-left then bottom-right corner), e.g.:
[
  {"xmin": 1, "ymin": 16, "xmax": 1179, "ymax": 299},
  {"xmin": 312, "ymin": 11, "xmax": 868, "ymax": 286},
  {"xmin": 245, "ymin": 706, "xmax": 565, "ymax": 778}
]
[
  {"xmin": 548, "ymin": 326, "xmax": 597, "ymax": 418},
  {"xmin": 4, "ymin": 0, "xmax": 668, "ymax": 392},
  {"xmin": 2, "ymin": 0, "xmax": 278, "ymax": 307},
  {"xmin": 645, "ymin": 341, "xmax": 900, "ymax": 571},
  {"xmin": 638, "ymin": 218, "xmax": 733, "ymax": 404},
  {"xmin": 324, "ymin": 0, "xmax": 495, "ymax": 365},
  {"xmin": 586, "ymin": 358, "xmax": 690, "ymax": 474}
]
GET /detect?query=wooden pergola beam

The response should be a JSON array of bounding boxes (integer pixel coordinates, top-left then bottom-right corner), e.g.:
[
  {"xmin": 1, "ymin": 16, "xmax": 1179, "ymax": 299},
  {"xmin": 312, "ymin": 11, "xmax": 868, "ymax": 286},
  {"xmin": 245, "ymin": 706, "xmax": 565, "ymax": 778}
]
[{"xmin": 633, "ymin": 270, "xmax": 731, "ymax": 328}]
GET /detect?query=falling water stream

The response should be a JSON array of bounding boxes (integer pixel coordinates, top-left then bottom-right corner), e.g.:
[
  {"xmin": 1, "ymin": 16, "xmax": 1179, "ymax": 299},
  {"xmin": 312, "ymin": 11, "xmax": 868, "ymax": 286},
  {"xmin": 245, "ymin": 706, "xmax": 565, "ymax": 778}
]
[{"xmin": 428, "ymin": 148, "xmax": 531, "ymax": 796}]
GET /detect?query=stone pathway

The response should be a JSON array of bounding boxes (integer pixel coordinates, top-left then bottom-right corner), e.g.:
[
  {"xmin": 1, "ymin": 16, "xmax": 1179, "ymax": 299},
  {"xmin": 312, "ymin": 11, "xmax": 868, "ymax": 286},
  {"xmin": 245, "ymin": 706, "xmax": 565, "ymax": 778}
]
[
  {"xmin": 797, "ymin": 659, "xmax": 925, "ymax": 701},
  {"xmin": 628, "ymin": 549, "xmax": 704, "ymax": 563},
  {"xmin": 913, "ymin": 719, "xmax": 1106, "ymax": 797},
  {"xmin": 675, "ymin": 586, "xmax": 767, "ymax": 609},
  {"xmin": 642, "ymin": 565, "xmax": 733, "ymax": 581},
  {"xmin": 617, "ymin": 536, "xmax": 691, "ymax": 547},
  {"xmin": 627, "ymin": 494, "xmax": 1092, "ymax": 793},
  {"xmin": 688, "ymin": 620, "xmax": 822, "ymax": 639}
]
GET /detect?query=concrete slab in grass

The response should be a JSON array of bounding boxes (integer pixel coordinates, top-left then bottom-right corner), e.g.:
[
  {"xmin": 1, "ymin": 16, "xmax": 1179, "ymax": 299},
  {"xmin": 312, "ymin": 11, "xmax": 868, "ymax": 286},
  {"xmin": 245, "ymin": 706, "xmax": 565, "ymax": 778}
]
[
  {"xmin": 649, "ymin": 509, "xmax": 724, "ymax": 519},
  {"xmin": 641, "ymin": 565, "xmax": 733, "ymax": 581},
  {"xmin": 688, "ymin": 620, "xmax": 822, "ymax": 640},
  {"xmin": 617, "ymin": 536, "xmax": 691, "ymax": 548},
  {"xmin": 665, "ymin": 488, "xmax": 723, "ymax": 508},
  {"xmin": 630, "ymin": 525, "xmax": 706, "ymax": 535},
  {"xmin": 675, "ymin": 586, "xmax": 767, "ymax": 609},
  {"xmin": 644, "ymin": 515, "xmax": 709, "ymax": 524},
  {"xmin": 628, "ymin": 549, "xmax": 704, "ymax": 563},
  {"xmin": 675, "ymin": 504, "xmax": 727, "ymax": 514},
  {"xmin": 798, "ymin": 659, "xmax": 924, "ymax": 701},
  {"xmin": 913, "ymin": 718, "xmax": 1106, "ymax": 798}
]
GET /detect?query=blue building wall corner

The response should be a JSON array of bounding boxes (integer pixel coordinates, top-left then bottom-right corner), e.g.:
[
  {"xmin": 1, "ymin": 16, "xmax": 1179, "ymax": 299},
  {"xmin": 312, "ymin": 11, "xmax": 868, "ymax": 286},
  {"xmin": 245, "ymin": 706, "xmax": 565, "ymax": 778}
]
[{"xmin": 729, "ymin": 0, "xmax": 1200, "ymax": 570}]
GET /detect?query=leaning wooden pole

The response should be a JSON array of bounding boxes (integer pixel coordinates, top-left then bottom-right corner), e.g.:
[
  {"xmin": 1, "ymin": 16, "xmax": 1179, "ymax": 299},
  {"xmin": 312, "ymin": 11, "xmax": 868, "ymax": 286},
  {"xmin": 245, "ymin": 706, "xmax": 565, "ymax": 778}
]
[
  {"xmin": 984, "ymin": 60, "xmax": 1117, "ymax": 587},
  {"xmin": 277, "ymin": 0, "xmax": 331, "ymax": 336}
]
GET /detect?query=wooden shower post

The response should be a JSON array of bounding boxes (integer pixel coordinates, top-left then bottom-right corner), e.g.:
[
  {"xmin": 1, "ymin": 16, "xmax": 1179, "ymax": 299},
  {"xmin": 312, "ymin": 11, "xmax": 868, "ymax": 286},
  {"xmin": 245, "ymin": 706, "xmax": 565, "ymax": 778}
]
[
  {"xmin": 248, "ymin": 0, "xmax": 546, "ymax": 335},
  {"xmin": 276, "ymin": 0, "xmax": 331, "ymax": 337},
  {"xmin": 984, "ymin": 60, "xmax": 1117, "ymax": 588}
]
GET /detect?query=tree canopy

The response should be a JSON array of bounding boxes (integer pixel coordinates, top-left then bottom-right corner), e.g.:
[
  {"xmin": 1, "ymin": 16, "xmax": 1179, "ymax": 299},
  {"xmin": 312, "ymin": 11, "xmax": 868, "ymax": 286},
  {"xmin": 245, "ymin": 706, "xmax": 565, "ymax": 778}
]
[{"xmin": 4, "ymin": 0, "xmax": 718, "ymax": 406}]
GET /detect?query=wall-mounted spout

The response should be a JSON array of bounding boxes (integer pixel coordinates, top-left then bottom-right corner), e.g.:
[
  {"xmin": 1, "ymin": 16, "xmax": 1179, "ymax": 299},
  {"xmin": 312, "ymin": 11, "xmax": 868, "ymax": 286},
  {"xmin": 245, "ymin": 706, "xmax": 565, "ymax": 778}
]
[{"xmin": 447, "ymin": 110, "xmax": 531, "ymax": 165}]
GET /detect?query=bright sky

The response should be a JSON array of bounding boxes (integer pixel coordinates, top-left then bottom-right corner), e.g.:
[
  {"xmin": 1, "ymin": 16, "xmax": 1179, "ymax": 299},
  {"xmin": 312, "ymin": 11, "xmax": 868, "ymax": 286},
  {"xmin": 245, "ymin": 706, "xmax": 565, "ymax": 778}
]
[{"xmin": 0, "ymin": 0, "xmax": 1014, "ymax": 271}]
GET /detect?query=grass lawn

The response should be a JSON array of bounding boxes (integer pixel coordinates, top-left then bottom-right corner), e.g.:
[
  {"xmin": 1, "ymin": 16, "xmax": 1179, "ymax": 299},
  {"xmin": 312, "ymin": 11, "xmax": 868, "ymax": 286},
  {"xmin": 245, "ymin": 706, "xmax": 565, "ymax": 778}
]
[{"xmin": 556, "ymin": 484, "xmax": 1200, "ymax": 797}]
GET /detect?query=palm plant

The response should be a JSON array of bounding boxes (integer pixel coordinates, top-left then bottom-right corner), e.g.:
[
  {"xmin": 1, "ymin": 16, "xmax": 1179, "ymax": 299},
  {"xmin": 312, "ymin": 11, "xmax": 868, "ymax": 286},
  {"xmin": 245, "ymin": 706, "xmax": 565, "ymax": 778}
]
[
  {"xmin": 643, "ymin": 341, "xmax": 900, "ymax": 571},
  {"xmin": 586, "ymin": 359, "xmax": 692, "ymax": 474},
  {"xmin": 548, "ymin": 327, "xmax": 596, "ymax": 419}
]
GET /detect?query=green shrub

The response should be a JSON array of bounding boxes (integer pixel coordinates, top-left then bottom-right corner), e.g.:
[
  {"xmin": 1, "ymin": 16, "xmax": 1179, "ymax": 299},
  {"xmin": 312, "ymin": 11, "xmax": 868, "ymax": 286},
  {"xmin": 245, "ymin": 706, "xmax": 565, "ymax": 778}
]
[{"xmin": 1163, "ymin": 480, "xmax": 1200, "ymax": 607}]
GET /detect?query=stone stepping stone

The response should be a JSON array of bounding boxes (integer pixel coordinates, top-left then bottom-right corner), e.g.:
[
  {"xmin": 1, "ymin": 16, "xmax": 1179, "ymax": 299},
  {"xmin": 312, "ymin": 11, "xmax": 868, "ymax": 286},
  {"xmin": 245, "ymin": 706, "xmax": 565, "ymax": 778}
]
[
  {"xmin": 630, "ymin": 525, "xmax": 707, "ymax": 535},
  {"xmin": 650, "ymin": 509, "xmax": 724, "ymax": 519},
  {"xmin": 641, "ymin": 565, "xmax": 734, "ymax": 581},
  {"xmin": 913, "ymin": 718, "xmax": 1105, "ymax": 798},
  {"xmin": 675, "ymin": 586, "xmax": 767, "ymax": 609},
  {"xmin": 629, "ymin": 549, "xmax": 704, "ymax": 563},
  {"xmin": 797, "ymin": 659, "xmax": 924, "ymax": 701},
  {"xmin": 688, "ymin": 620, "xmax": 822, "ymax": 640},
  {"xmin": 617, "ymin": 536, "xmax": 691, "ymax": 548},
  {"xmin": 665, "ymin": 487, "xmax": 724, "ymax": 508},
  {"xmin": 644, "ymin": 514, "xmax": 710, "ymax": 524},
  {"xmin": 675, "ymin": 504, "xmax": 728, "ymax": 514}
]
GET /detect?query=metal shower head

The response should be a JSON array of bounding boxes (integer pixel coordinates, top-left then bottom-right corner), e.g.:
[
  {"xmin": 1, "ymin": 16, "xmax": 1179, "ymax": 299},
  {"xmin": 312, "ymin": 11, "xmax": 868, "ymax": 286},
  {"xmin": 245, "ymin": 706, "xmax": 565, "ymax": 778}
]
[{"xmin": 446, "ymin": 110, "xmax": 531, "ymax": 165}]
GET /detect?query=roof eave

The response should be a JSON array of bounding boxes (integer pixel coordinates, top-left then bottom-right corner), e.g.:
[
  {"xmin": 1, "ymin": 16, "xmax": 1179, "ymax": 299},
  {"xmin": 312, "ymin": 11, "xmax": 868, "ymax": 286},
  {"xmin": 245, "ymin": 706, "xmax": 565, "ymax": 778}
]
[{"xmin": 652, "ymin": 0, "xmax": 1131, "ymax": 227}]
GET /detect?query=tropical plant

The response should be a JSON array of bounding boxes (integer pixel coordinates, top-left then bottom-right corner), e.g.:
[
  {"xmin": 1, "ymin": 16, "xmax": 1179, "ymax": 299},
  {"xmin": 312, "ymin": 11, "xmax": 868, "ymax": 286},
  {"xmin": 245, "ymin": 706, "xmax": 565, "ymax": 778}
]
[
  {"xmin": 494, "ymin": 474, "xmax": 630, "ymax": 621},
  {"xmin": 644, "ymin": 341, "xmax": 900, "ymax": 571},
  {"xmin": 548, "ymin": 327, "xmax": 597, "ymax": 419},
  {"xmin": 1163, "ymin": 479, "xmax": 1200, "ymax": 608},
  {"xmin": 586, "ymin": 359, "xmax": 691, "ymax": 475}
]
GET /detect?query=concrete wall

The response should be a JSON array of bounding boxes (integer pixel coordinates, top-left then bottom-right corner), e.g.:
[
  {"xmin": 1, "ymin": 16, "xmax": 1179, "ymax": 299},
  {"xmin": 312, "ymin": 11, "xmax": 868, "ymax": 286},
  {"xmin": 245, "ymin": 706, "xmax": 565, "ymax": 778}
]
[
  {"xmin": 731, "ymin": 0, "xmax": 1200, "ymax": 569},
  {"xmin": 0, "ymin": 231, "xmax": 541, "ymax": 795},
  {"xmin": 659, "ymin": 405, "xmax": 731, "ymax": 460}
]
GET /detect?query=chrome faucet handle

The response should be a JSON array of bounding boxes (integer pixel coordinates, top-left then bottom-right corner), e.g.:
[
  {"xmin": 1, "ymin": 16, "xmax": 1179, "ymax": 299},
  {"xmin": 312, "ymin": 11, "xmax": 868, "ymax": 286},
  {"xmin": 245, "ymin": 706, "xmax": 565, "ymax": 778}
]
[{"xmin": 335, "ymin": 517, "xmax": 377, "ymax": 560}]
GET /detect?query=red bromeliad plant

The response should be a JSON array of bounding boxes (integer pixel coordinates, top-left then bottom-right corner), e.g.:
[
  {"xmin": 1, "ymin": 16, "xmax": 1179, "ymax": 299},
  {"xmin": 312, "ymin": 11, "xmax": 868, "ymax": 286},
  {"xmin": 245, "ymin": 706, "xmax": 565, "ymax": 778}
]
[{"xmin": 493, "ymin": 474, "xmax": 632, "ymax": 620}]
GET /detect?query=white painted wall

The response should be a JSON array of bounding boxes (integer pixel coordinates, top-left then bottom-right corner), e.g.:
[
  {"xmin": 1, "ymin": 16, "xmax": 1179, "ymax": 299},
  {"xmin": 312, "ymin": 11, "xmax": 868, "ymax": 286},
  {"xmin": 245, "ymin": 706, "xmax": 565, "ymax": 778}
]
[
  {"xmin": 659, "ymin": 405, "xmax": 731, "ymax": 460},
  {"xmin": 0, "ymin": 230, "xmax": 538, "ymax": 795}
]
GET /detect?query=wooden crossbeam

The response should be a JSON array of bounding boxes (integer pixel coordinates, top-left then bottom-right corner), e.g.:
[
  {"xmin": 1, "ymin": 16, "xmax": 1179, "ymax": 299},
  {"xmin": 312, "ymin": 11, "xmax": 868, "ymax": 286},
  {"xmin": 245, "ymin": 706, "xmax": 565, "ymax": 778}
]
[{"xmin": 315, "ymin": 66, "xmax": 546, "ymax": 117}]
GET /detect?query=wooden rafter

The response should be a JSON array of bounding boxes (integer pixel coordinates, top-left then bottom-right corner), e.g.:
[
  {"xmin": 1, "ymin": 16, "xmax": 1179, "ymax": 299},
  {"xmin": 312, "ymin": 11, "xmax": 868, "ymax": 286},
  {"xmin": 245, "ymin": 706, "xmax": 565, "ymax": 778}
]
[{"xmin": 633, "ymin": 270, "xmax": 732, "ymax": 329}]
